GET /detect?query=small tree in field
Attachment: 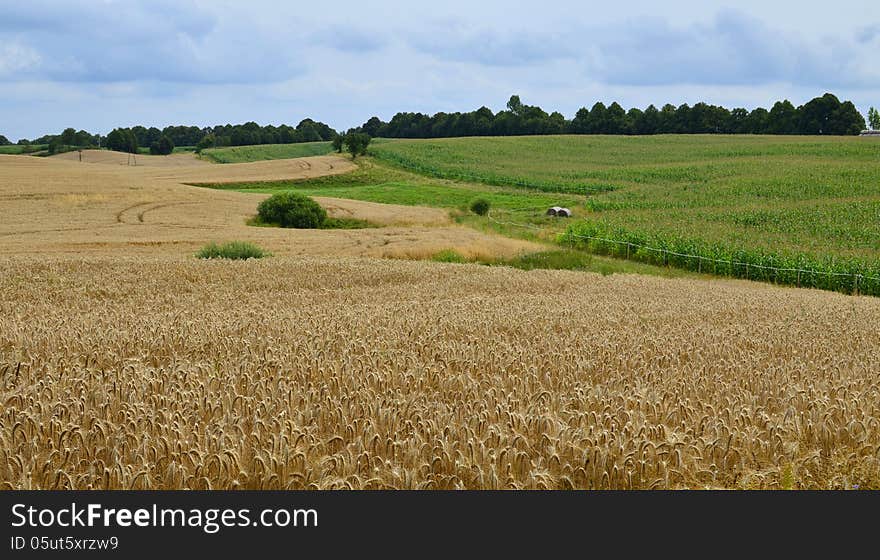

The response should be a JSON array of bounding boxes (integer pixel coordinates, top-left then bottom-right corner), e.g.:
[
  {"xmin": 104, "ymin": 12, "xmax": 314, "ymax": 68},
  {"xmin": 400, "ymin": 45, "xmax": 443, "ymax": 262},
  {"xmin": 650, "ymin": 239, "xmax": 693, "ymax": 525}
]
[
  {"xmin": 344, "ymin": 132, "xmax": 371, "ymax": 159},
  {"xmin": 470, "ymin": 198, "xmax": 490, "ymax": 216},
  {"xmin": 196, "ymin": 133, "xmax": 216, "ymax": 153},
  {"xmin": 869, "ymin": 107, "xmax": 880, "ymax": 130},
  {"xmin": 331, "ymin": 134, "xmax": 344, "ymax": 153}
]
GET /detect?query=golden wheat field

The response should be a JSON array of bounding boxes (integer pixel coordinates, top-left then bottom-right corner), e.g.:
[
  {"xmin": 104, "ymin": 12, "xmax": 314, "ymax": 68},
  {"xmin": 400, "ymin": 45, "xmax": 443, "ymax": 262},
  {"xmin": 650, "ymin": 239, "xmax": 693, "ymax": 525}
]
[
  {"xmin": 0, "ymin": 152, "xmax": 537, "ymax": 260},
  {"xmin": 1, "ymin": 152, "xmax": 879, "ymax": 490}
]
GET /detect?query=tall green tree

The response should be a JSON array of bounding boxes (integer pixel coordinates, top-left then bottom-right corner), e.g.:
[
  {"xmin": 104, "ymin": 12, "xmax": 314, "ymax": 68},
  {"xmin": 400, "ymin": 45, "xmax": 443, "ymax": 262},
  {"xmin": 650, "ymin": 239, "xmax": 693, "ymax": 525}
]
[
  {"xmin": 506, "ymin": 95, "xmax": 524, "ymax": 116},
  {"xmin": 605, "ymin": 102, "xmax": 628, "ymax": 134},
  {"xmin": 105, "ymin": 128, "xmax": 139, "ymax": 153},
  {"xmin": 150, "ymin": 135, "xmax": 174, "ymax": 155},
  {"xmin": 361, "ymin": 116, "xmax": 384, "ymax": 137},
  {"xmin": 640, "ymin": 105, "xmax": 660, "ymax": 134},
  {"xmin": 868, "ymin": 107, "xmax": 879, "ymax": 130},
  {"xmin": 766, "ymin": 100, "xmax": 799, "ymax": 134},
  {"xmin": 588, "ymin": 102, "xmax": 609, "ymax": 134},
  {"xmin": 569, "ymin": 107, "xmax": 591, "ymax": 134},
  {"xmin": 828, "ymin": 101, "xmax": 865, "ymax": 135},
  {"xmin": 196, "ymin": 134, "xmax": 216, "ymax": 152},
  {"xmin": 798, "ymin": 93, "xmax": 841, "ymax": 134},
  {"xmin": 343, "ymin": 132, "xmax": 371, "ymax": 158},
  {"xmin": 60, "ymin": 128, "xmax": 77, "ymax": 146},
  {"xmin": 331, "ymin": 134, "xmax": 344, "ymax": 153}
]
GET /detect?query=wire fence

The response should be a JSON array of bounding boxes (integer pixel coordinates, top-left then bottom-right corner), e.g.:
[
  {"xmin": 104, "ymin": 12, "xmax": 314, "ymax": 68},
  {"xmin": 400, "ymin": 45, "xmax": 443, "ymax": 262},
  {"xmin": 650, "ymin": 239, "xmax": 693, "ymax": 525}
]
[{"xmin": 487, "ymin": 213, "xmax": 880, "ymax": 296}]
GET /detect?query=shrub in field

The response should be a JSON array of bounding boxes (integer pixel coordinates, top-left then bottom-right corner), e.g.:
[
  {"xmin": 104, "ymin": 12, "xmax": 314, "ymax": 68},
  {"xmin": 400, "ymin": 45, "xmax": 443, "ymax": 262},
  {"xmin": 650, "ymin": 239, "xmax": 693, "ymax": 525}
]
[
  {"xmin": 332, "ymin": 134, "xmax": 344, "ymax": 153},
  {"xmin": 344, "ymin": 132, "xmax": 371, "ymax": 158},
  {"xmin": 196, "ymin": 241, "xmax": 268, "ymax": 260},
  {"xmin": 432, "ymin": 249, "xmax": 468, "ymax": 263},
  {"xmin": 470, "ymin": 198, "xmax": 490, "ymax": 216},
  {"xmin": 257, "ymin": 192, "xmax": 327, "ymax": 228}
]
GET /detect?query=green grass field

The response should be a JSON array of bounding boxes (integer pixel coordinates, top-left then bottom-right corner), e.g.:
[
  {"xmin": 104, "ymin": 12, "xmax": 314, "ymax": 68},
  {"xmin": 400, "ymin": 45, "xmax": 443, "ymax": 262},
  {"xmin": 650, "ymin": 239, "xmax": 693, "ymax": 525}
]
[
  {"xmin": 193, "ymin": 159, "xmax": 582, "ymax": 220},
  {"xmin": 0, "ymin": 144, "xmax": 47, "ymax": 155},
  {"xmin": 201, "ymin": 142, "xmax": 333, "ymax": 163}
]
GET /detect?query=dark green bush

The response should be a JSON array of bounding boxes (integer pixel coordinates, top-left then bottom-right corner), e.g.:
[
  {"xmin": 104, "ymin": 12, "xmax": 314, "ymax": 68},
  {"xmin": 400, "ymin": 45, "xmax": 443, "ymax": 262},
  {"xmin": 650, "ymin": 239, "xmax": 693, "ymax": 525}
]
[
  {"xmin": 257, "ymin": 192, "xmax": 327, "ymax": 228},
  {"xmin": 196, "ymin": 241, "xmax": 268, "ymax": 260},
  {"xmin": 470, "ymin": 198, "xmax": 490, "ymax": 216},
  {"xmin": 150, "ymin": 135, "xmax": 175, "ymax": 155}
]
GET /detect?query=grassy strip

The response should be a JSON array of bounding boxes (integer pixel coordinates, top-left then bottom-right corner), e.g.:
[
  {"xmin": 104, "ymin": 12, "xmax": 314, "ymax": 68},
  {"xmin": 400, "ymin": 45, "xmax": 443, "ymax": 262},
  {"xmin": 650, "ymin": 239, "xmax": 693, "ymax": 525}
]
[
  {"xmin": 201, "ymin": 142, "xmax": 333, "ymax": 163},
  {"xmin": 190, "ymin": 160, "xmax": 582, "ymax": 216},
  {"xmin": 563, "ymin": 221, "xmax": 880, "ymax": 296},
  {"xmin": 196, "ymin": 241, "xmax": 269, "ymax": 260},
  {"xmin": 432, "ymin": 248, "xmax": 699, "ymax": 278},
  {"xmin": 0, "ymin": 145, "xmax": 47, "ymax": 155}
]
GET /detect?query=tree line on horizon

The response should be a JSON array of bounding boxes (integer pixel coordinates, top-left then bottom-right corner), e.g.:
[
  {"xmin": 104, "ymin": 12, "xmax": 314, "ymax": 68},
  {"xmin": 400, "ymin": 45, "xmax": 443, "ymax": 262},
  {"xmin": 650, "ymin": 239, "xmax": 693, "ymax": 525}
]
[
  {"xmin": 5, "ymin": 118, "xmax": 338, "ymax": 154},
  {"xmin": 357, "ymin": 93, "xmax": 869, "ymax": 138},
  {"xmin": 2, "ymin": 94, "xmax": 876, "ymax": 153}
]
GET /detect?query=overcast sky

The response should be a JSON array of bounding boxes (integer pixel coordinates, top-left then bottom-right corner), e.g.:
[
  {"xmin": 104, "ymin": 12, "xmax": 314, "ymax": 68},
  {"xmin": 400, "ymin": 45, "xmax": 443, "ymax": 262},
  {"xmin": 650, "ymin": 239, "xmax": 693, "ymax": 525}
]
[{"xmin": 1, "ymin": 0, "xmax": 878, "ymax": 139}]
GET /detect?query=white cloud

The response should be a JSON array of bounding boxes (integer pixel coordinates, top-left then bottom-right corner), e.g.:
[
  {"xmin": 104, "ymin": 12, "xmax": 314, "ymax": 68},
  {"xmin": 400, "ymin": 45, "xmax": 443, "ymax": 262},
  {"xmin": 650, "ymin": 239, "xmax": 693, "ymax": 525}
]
[
  {"xmin": 1, "ymin": 0, "xmax": 878, "ymax": 139},
  {"xmin": 0, "ymin": 43, "xmax": 42, "ymax": 76}
]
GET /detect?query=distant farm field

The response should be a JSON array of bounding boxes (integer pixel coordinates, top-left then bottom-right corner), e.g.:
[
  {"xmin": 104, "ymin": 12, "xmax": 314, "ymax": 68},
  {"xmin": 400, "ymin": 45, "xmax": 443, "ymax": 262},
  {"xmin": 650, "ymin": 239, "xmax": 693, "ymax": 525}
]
[
  {"xmin": 371, "ymin": 135, "xmax": 880, "ymax": 291},
  {"xmin": 0, "ymin": 144, "xmax": 47, "ymax": 155},
  {"xmin": 202, "ymin": 142, "xmax": 333, "ymax": 163}
]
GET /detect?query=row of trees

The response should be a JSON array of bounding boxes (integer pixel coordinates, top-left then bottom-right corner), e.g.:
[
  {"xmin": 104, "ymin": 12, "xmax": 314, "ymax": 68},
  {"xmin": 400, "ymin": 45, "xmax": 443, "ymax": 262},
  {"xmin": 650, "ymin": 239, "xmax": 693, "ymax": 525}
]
[
  {"xmin": 11, "ymin": 129, "xmax": 101, "ymax": 147},
  {"xmin": 102, "ymin": 128, "xmax": 174, "ymax": 155},
  {"xmin": 12, "ymin": 118, "xmax": 338, "ymax": 154},
  {"xmin": 359, "ymin": 94, "xmax": 868, "ymax": 138},
  {"xmin": 122, "ymin": 119, "xmax": 337, "ymax": 150},
  {"xmin": 5, "ymin": 96, "xmax": 874, "ymax": 154}
]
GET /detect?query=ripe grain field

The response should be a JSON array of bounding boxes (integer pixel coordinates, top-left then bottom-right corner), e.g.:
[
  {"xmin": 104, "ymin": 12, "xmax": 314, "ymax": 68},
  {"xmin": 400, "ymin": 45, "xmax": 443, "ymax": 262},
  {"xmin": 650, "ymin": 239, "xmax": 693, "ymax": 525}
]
[
  {"xmin": 1, "ymin": 256, "xmax": 879, "ymax": 489},
  {"xmin": 0, "ymin": 152, "xmax": 536, "ymax": 260}
]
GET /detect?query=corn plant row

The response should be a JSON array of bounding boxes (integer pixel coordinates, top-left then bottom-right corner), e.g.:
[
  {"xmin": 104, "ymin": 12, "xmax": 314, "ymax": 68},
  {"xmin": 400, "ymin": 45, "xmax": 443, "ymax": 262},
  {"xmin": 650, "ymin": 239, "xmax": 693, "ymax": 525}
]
[{"xmin": 561, "ymin": 221, "xmax": 880, "ymax": 296}]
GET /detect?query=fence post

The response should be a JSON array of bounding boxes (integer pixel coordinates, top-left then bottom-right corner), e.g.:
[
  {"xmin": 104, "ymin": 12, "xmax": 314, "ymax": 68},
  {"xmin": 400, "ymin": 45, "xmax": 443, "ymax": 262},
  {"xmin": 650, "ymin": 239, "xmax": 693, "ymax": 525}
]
[
  {"xmin": 854, "ymin": 274, "xmax": 860, "ymax": 296},
  {"xmin": 626, "ymin": 243, "xmax": 630, "ymax": 260}
]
